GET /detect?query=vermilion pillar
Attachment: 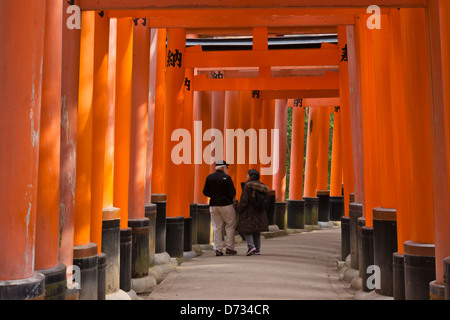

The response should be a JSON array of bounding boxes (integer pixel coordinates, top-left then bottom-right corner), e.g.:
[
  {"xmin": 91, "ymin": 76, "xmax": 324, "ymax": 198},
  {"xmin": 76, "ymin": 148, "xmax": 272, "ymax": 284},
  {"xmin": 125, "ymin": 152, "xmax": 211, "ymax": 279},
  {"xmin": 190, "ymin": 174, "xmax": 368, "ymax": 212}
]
[
  {"xmin": 35, "ymin": 0, "xmax": 63, "ymax": 277},
  {"xmin": 400, "ymin": 8, "xmax": 436, "ymax": 300},
  {"xmin": 74, "ymin": 10, "xmax": 95, "ymax": 248},
  {"xmin": 337, "ymin": 26, "xmax": 355, "ymax": 218},
  {"xmin": 163, "ymin": 28, "xmax": 187, "ymax": 218},
  {"xmin": 273, "ymin": 99, "xmax": 288, "ymax": 202},
  {"xmin": 316, "ymin": 107, "xmax": 330, "ymax": 192},
  {"xmin": 224, "ymin": 91, "xmax": 240, "ymax": 186},
  {"xmin": 211, "ymin": 91, "xmax": 226, "ymax": 172},
  {"xmin": 260, "ymin": 99, "xmax": 276, "ymax": 189},
  {"xmin": 289, "ymin": 106, "xmax": 306, "ymax": 200},
  {"xmin": 103, "ymin": 18, "xmax": 117, "ymax": 210},
  {"xmin": 114, "ymin": 18, "xmax": 133, "ymax": 229},
  {"xmin": 60, "ymin": 0, "xmax": 81, "ymax": 273},
  {"xmin": 151, "ymin": 28, "xmax": 166, "ymax": 195},
  {"xmin": 73, "ymin": 11, "xmax": 99, "ymax": 300},
  {"xmin": 249, "ymin": 95, "xmax": 262, "ymax": 172},
  {"xmin": 356, "ymin": 15, "xmax": 380, "ymax": 229},
  {"xmin": 129, "ymin": 21, "xmax": 150, "ymax": 220},
  {"xmin": 304, "ymin": 107, "xmax": 320, "ymax": 198},
  {"xmin": 194, "ymin": 91, "xmax": 212, "ymax": 205},
  {"xmin": 427, "ymin": 0, "xmax": 450, "ymax": 296},
  {"xmin": 236, "ymin": 91, "xmax": 253, "ymax": 198},
  {"xmin": 91, "ymin": 13, "xmax": 110, "ymax": 253},
  {"xmin": 287, "ymin": 105, "xmax": 306, "ymax": 230},
  {"xmin": 0, "ymin": 0, "xmax": 45, "ymax": 298},
  {"xmin": 330, "ymin": 109, "xmax": 342, "ymax": 198},
  {"xmin": 303, "ymin": 107, "xmax": 320, "ymax": 226},
  {"xmin": 183, "ymin": 68, "xmax": 195, "ymax": 205}
]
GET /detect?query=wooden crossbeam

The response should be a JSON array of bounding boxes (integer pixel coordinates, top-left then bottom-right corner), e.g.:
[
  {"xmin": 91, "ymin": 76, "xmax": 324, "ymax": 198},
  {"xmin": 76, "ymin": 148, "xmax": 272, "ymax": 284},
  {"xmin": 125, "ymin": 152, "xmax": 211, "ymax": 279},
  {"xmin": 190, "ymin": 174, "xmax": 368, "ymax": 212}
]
[
  {"xmin": 192, "ymin": 71, "xmax": 339, "ymax": 91},
  {"xmin": 260, "ymin": 90, "xmax": 340, "ymax": 99},
  {"xmin": 185, "ymin": 47, "xmax": 339, "ymax": 68},
  {"xmin": 79, "ymin": 0, "xmax": 427, "ymax": 10}
]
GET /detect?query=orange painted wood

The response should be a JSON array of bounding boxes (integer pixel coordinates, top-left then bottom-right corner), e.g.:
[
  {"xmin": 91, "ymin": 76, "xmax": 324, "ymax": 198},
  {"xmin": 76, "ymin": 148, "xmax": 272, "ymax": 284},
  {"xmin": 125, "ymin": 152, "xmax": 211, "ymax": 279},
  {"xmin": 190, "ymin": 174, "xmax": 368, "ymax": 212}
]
[
  {"xmin": 260, "ymin": 90, "xmax": 340, "ymax": 100},
  {"xmin": 330, "ymin": 109, "xmax": 343, "ymax": 197},
  {"xmin": 357, "ymin": 14, "xmax": 380, "ymax": 228},
  {"xmin": 0, "ymin": 0, "xmax": 45, "ymax": 280},
  {"xmin": 114, "ymin": 18, "xmax": 134, "ymax": 228},
  {"xmin": 60, "ymin": 0, "xmax": 81, "ymax": 269},
  {"xmin": 192, "ymin": 72, "xmax": 339, "ymax": 92},
  {"xmin": 427, "ymin": 0, "xmax": 450, "ymax": 283},
  {"xmin": 103, "ymin": 18, "xmax": 117, "ymax": 208},
  {"xmin": 35, "ymin": 0, "xmax": 63, "ymax": 270},
  {"xmin": 224, "ymin": 91, "xmax": 240, "ymax": 186},
  {"xmin": 91, "ymin": 14, "xmax": 110, "ymax": 253},
  {"xmin": 79, "ymin": 0, "xmax": 427, "ymax": 11},
  {"xmin": 259, "ymin": 99, "xmax": 276, "ymax": 189},
  {"xmin": 316, "ymin": 107, "xmax": 331, "ymax": 192},
  {"xmin": 129, "ymin": 21, "xmax": 150, "ymax": 220},
  {"xmin": 372, "ymin": 15, "xmax": 397, "ymax": 210},
  {"xmin": 185, "ymin": 48, "xmax": 339, "ymax": 69},
  {"xmin": 347, "ymin": 24, "xmax": 365, "ymax": 206},
  {"xmin": 236, "ymin": 91, "xmax": 253, "ymax": 200},
  {"xmin": 273, "ymin": 100, "xmax": 288, "ymax": 202},
  {"xmin": 337, "ymin": 25, "xmax": 354, "ymax": 217},
  {"xmin": 400, "ymin": 8, "xmax": 435, "ymax": 244},
  {"xmin": 162, "ymin": 28, "xmax": 188, "ymax": 217},
  {"xmin": 388, "ymin": 9, "xmax": 411, "ymax": 255},
  {"xmin": 74, "ymin": 11, "xmax": 96, "ymax": 246},
  {"xmin": 249, "ymin": 95, "xmax": 263, "ymax": 172},
  {"xmin": 194, "ymin": 91, "xmax": 212, "ymax": 205},
  {"xmin": 289, "ymin": 107, "xmax": 306, "ymax": 200},
  {"xmin": 304, "ymin": 107, "xmax": 320, "ymax": 198},
  {"xmin": 150, "ymin": 29, "xmax": 166, "ymax": 194},
  {"xmin": 183, "ymin": 67, "xmax": 196, "ymax": 205}
]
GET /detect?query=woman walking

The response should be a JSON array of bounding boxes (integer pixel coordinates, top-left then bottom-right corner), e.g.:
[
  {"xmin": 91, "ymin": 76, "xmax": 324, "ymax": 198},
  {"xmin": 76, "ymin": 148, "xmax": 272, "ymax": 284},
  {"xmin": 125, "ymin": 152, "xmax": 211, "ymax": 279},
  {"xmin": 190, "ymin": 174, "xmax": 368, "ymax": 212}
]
[{"xmin": 236, "ymin": 169, "xmax": 270, "ymax": 256}]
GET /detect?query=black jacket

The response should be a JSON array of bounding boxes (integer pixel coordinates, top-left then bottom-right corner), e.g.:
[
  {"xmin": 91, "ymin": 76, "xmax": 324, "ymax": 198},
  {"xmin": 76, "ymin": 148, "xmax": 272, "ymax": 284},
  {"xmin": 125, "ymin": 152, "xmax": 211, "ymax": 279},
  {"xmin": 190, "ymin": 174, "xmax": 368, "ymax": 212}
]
[{"xmin": 202, "ymin": 170, "xmax": 236, "ymax": 207}]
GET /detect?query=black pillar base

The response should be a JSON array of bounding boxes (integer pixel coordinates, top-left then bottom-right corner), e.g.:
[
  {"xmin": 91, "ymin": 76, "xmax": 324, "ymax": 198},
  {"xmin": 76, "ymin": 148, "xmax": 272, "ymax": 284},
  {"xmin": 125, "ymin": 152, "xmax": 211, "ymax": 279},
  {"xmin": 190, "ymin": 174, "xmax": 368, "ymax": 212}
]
[
  {"xmin": 357, "ymin": 217, "xmax": 365, "ymax": 277},
  {"xmin": 97, "ymin": 253, "xmax": 107, "ymax": 300},
  {"xmin": 101, "ymin": 208, "xmax": 120, "ymax": 295},
  {"xmin": 404, "ymin": 241, "xmax": 436, "ymax": 300},
  {"xmin": 444, "ymin": 257, "xmax": 450, "ymax": 300},
  {"xmin": 129, "ymin": 218, "xmax": 150, "ymax": 278},
  {"xmin": 151, "ymin": 194, "xmax": 167, "ymax": 254},
  {"xmin": 166, "ymin": 216, "xmax": 185, "ymax": 258},
  {"xmin": 119, "ymin": 228, "xmax": 132, "ymax": 293},
  {"xmin": 0, "ymin": 273, "xmax": 45, "ymax": 300},
  {"xmin": 303, "ymin": 197, "xmax": 318, "ymax": 225},
  {"xmin": 341, "ymin": 216, "xmax": 350, "ymax": 261},
  {"xmin": 184, "ymin": 217, "xmax": 193, "ymax": 252},
  {"xmin": 430, "ymin": 280, "xmax": 446, "ymax": 300},
  {"xmin": 361, "ymin": 226, "xmax": 374, "ymax": 293},
  {"xmin": 330, "ymin": 196, "xmax": 344, "ymax": 221},
  {"xmin": 274, "ymin": 201, "xmax": 287, "ymax": 230},
  {"xmin": 267, "ymin": 190, "xmax": 276, "ymax": 225},
  {"xmin": 373, "ymin": 207, "xmax": 397, "ymax": 297},
  {"xmin": 73, "ymin": 243, "xmax": 98, "ymax": 300},
  {"xmin": 197, "ymin": 204, "xmax": 211, "ymax": 245},
  {"xmin": 190, "ymin": 203, "xmax": 198, "ymax": 246},
  {"xmin": 317, "ymin": 190, "xmax": 330, "ymax": 222},
  {"xmin": 393, "ymin": 252, "xmax": 405, "ymax": 300},
  {"xmin": 349, "ymin": 202, "xmax": 363, "ymax": 270},
  {"xmin": 287, "ymin": 199, "xmax": 305, "ymax": 229},
  {"xmin": 36, "ymin": 263, "xmax": 67, "ymax": 300},
  {"xmin": 145, "ymin": 204, "xmax": 157, "ymax": 268}
]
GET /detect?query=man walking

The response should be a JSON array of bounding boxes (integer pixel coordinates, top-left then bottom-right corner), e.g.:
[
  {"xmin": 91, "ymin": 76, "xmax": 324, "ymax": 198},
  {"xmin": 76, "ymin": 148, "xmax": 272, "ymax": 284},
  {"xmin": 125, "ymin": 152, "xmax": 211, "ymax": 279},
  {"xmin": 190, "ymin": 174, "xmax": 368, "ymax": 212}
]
[{"xmin": 203, "ymin": 160, "xmax": 237, "ymax": 256}]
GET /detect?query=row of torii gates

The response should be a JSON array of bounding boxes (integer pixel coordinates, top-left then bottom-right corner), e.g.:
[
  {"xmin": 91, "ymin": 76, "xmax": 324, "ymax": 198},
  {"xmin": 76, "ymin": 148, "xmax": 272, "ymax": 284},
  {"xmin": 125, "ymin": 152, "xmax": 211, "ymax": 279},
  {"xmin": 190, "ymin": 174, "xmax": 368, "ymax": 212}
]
[{"xmin": 1, "ymin": 0, "xmax": 450, "ymax": 301}]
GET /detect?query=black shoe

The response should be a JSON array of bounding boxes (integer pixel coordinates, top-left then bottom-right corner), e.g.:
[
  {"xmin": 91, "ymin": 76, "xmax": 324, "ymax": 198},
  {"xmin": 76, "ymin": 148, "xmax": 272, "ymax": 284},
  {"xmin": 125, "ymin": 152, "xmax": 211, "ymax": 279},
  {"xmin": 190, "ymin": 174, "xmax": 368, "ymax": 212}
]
[
  {"xmin": 225, "ymin": 248, "xmax": 237, "ymax": 255},
  {"xmin": 215, "ymin": 250, "xmax": 224, "ymax": 256},
  {"xmin": 246, "ymin": 247, "xmax": 256, "ymax": 256}
]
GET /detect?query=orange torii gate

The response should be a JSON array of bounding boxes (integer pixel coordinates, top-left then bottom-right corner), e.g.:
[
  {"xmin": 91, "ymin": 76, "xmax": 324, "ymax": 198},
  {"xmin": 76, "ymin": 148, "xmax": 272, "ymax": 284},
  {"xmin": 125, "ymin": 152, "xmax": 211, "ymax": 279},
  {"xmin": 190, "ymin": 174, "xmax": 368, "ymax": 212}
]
[{"xmin": 1, "ymin": 0, "xmax": 450, "ymax": 303}]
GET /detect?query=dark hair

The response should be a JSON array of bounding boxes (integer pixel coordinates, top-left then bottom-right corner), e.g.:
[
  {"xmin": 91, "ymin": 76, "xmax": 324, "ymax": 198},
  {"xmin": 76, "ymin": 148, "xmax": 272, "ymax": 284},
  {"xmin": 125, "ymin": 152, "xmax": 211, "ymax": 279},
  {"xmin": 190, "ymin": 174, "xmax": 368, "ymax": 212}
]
[{"xmin": 248, "ymin": 169, "xmax": 260, "ymax": 181}]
